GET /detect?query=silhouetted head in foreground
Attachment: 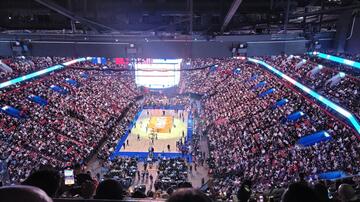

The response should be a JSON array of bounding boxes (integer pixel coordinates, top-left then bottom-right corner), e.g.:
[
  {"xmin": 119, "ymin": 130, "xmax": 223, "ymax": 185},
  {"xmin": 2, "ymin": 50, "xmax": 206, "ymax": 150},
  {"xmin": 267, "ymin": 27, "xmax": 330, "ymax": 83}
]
[
  {"xmin": 94, "ymin": 179, "xmax": 124, "ymax": 200},
  {"xmin": 167, "ymin": 188, "xmax": 212, "ymax": 202},
  {"xmin": 237, "ymin": 179, "xmax": 252, "ymax": 202},
  {"xmin": 0, "ymin": 185, "xmax": 53, "ymax": 202},
  {"xmin": 281, "ymin": 182, "xmax": 319, "ymax": 202},
  {"xmin": 337, "ymin": 184, "xmax": 357, "ymax": 202},
  {"xmin": 313, "ymin": 182, "xmax": 331, "ymax": 202},
  {"xmin": 22, "ymin": 169, "xmax": 61, "ymax": 197}
]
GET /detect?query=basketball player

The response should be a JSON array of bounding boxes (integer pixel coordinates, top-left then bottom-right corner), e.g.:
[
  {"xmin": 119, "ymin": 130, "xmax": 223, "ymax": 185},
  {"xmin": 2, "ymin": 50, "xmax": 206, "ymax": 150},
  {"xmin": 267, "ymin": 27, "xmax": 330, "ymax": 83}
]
[{"xmin": 167, "ymin": 144, "xmax": 171, "ymax": 151}]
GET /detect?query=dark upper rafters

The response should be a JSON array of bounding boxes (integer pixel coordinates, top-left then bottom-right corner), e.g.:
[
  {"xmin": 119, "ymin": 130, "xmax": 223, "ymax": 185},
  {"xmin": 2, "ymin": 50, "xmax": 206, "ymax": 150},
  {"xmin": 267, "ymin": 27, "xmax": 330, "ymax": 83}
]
[
  {"xmin": 220, "ymin": 0, "xmax": 244, "ymax": 33},
  {"xmin": 33, "ymin": 0, "xmax": 119, "ymax": 32},
  {"xmin": 289, "ymin": 3, "xmax": 360, "ymax": 18},
  {"xmin": 0, "ymin": 0, "xmax": 348, "ymax": 33}
]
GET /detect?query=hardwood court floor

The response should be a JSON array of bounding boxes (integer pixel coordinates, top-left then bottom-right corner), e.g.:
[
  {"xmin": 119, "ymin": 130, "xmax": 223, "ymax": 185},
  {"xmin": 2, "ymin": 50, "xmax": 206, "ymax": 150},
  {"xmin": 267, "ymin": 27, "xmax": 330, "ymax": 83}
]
[{"xmin": 122, "ymin": 109, "xmax": 188, "ymax": 153}]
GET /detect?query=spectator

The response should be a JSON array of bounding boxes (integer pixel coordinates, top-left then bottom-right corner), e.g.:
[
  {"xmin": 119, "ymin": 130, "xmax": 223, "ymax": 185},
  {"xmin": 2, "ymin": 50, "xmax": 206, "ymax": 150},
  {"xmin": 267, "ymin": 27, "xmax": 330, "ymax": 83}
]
[
  {"xmin": 337, "ymin": 184, "xmax": 359, "ymax": 202},
  {"xmin": 94, "ymin": 179, "xmax": 124, "ymax": 200},
  {"xmin": 313, "ymin": 182, "xmax": 332, "ymax": 202},
  {"xmin": 0, "ymin": 185, "xmax": 53, "ymax": 202},
  {"xmin": 167, "ymin": 188, "xmax": 213, "ymax": 202},
  {"xmin": 22, "ymin": 169, "xmax": 61, "ymax": 197},
  {"xmin": 281, "ymin": 182, "xmax": 319, "ymax": 202},
  {"xmin": 80, "ymin": 180, "xmax": 97, "ymax": 199},
  {"xmin": 237, "ymin": 180, "xmax": 252, "ymax": 202}
]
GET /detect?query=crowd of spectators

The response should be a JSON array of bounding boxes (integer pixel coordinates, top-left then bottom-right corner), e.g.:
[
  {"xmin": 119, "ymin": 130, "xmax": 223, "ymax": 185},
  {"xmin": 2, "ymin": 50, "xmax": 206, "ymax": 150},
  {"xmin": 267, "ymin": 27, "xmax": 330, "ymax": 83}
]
[
  {"xmin": 0, "ymin": 56, "xmax": 68, "ymax": 82},
  {"xmin": 103, "ymin": 157, "xmax": 138, "ymax": 189},
  {"xmin": 181, "ymin": 57, "xmax": 360, "ymax": 200},
  {"xmin": 0, "ymin": 58, "xmax": 140, "ymax": 184},
  {"xmin": 266, "ymin": 54, "xmax": 360, "ymax": 118},
  {"xmin": 154, "ymin": 158, "xmax": 190, "ymax": 192},
  {"xmin": 143, "ymin": 94, "xmax": 191, "ymax": 108},
  {"xmin": 315, "ymin": 50, "xmax": 360, "ymax": 65},
  {"xmin": 309, "ymin": 51, "xmax": 360, "ymax": 77},
  {"xmin": 97, "ymin": 104, "xmax": 139, "ymax": 161},
  {"xmin": 181, "ymin": 58, "xmax": 229, "ymax": 95}
]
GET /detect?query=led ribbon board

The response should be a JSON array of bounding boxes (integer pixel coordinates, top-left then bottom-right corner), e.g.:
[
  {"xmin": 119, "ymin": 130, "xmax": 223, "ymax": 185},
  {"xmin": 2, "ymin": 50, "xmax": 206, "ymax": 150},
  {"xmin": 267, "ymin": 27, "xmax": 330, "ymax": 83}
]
[
  {"xmin": 248, "ymin": 57, "xmax": 360, "ymax": 136},
  {"xmin": 0, "ymin": 57, "xmax": 91, "ymax": 89},
  {"xmin": 310, "ymin": 52, "xmax": 360, "ymax": 69}
]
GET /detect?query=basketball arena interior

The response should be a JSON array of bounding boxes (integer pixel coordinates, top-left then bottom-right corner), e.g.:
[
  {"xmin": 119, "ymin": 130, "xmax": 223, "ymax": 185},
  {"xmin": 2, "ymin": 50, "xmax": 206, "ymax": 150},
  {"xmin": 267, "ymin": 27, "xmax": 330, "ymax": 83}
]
[{"xmin": 0, "ymin": 0, "xmax": 359, "ymax": 201}]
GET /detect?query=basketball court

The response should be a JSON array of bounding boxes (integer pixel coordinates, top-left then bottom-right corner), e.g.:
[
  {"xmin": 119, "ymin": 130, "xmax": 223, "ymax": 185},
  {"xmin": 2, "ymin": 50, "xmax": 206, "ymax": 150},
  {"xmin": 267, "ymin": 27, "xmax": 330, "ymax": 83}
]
[{"xmin": 110, "ymin": 106, "xmax": 192, "ymax": 161}]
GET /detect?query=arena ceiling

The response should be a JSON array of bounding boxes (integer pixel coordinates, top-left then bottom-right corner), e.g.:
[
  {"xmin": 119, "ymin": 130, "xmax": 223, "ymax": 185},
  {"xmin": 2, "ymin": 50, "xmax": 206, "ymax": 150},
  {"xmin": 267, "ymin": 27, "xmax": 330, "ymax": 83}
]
[{"xmin": 0, "ymin": 0, "xmax": 359, "ymax": 36}]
